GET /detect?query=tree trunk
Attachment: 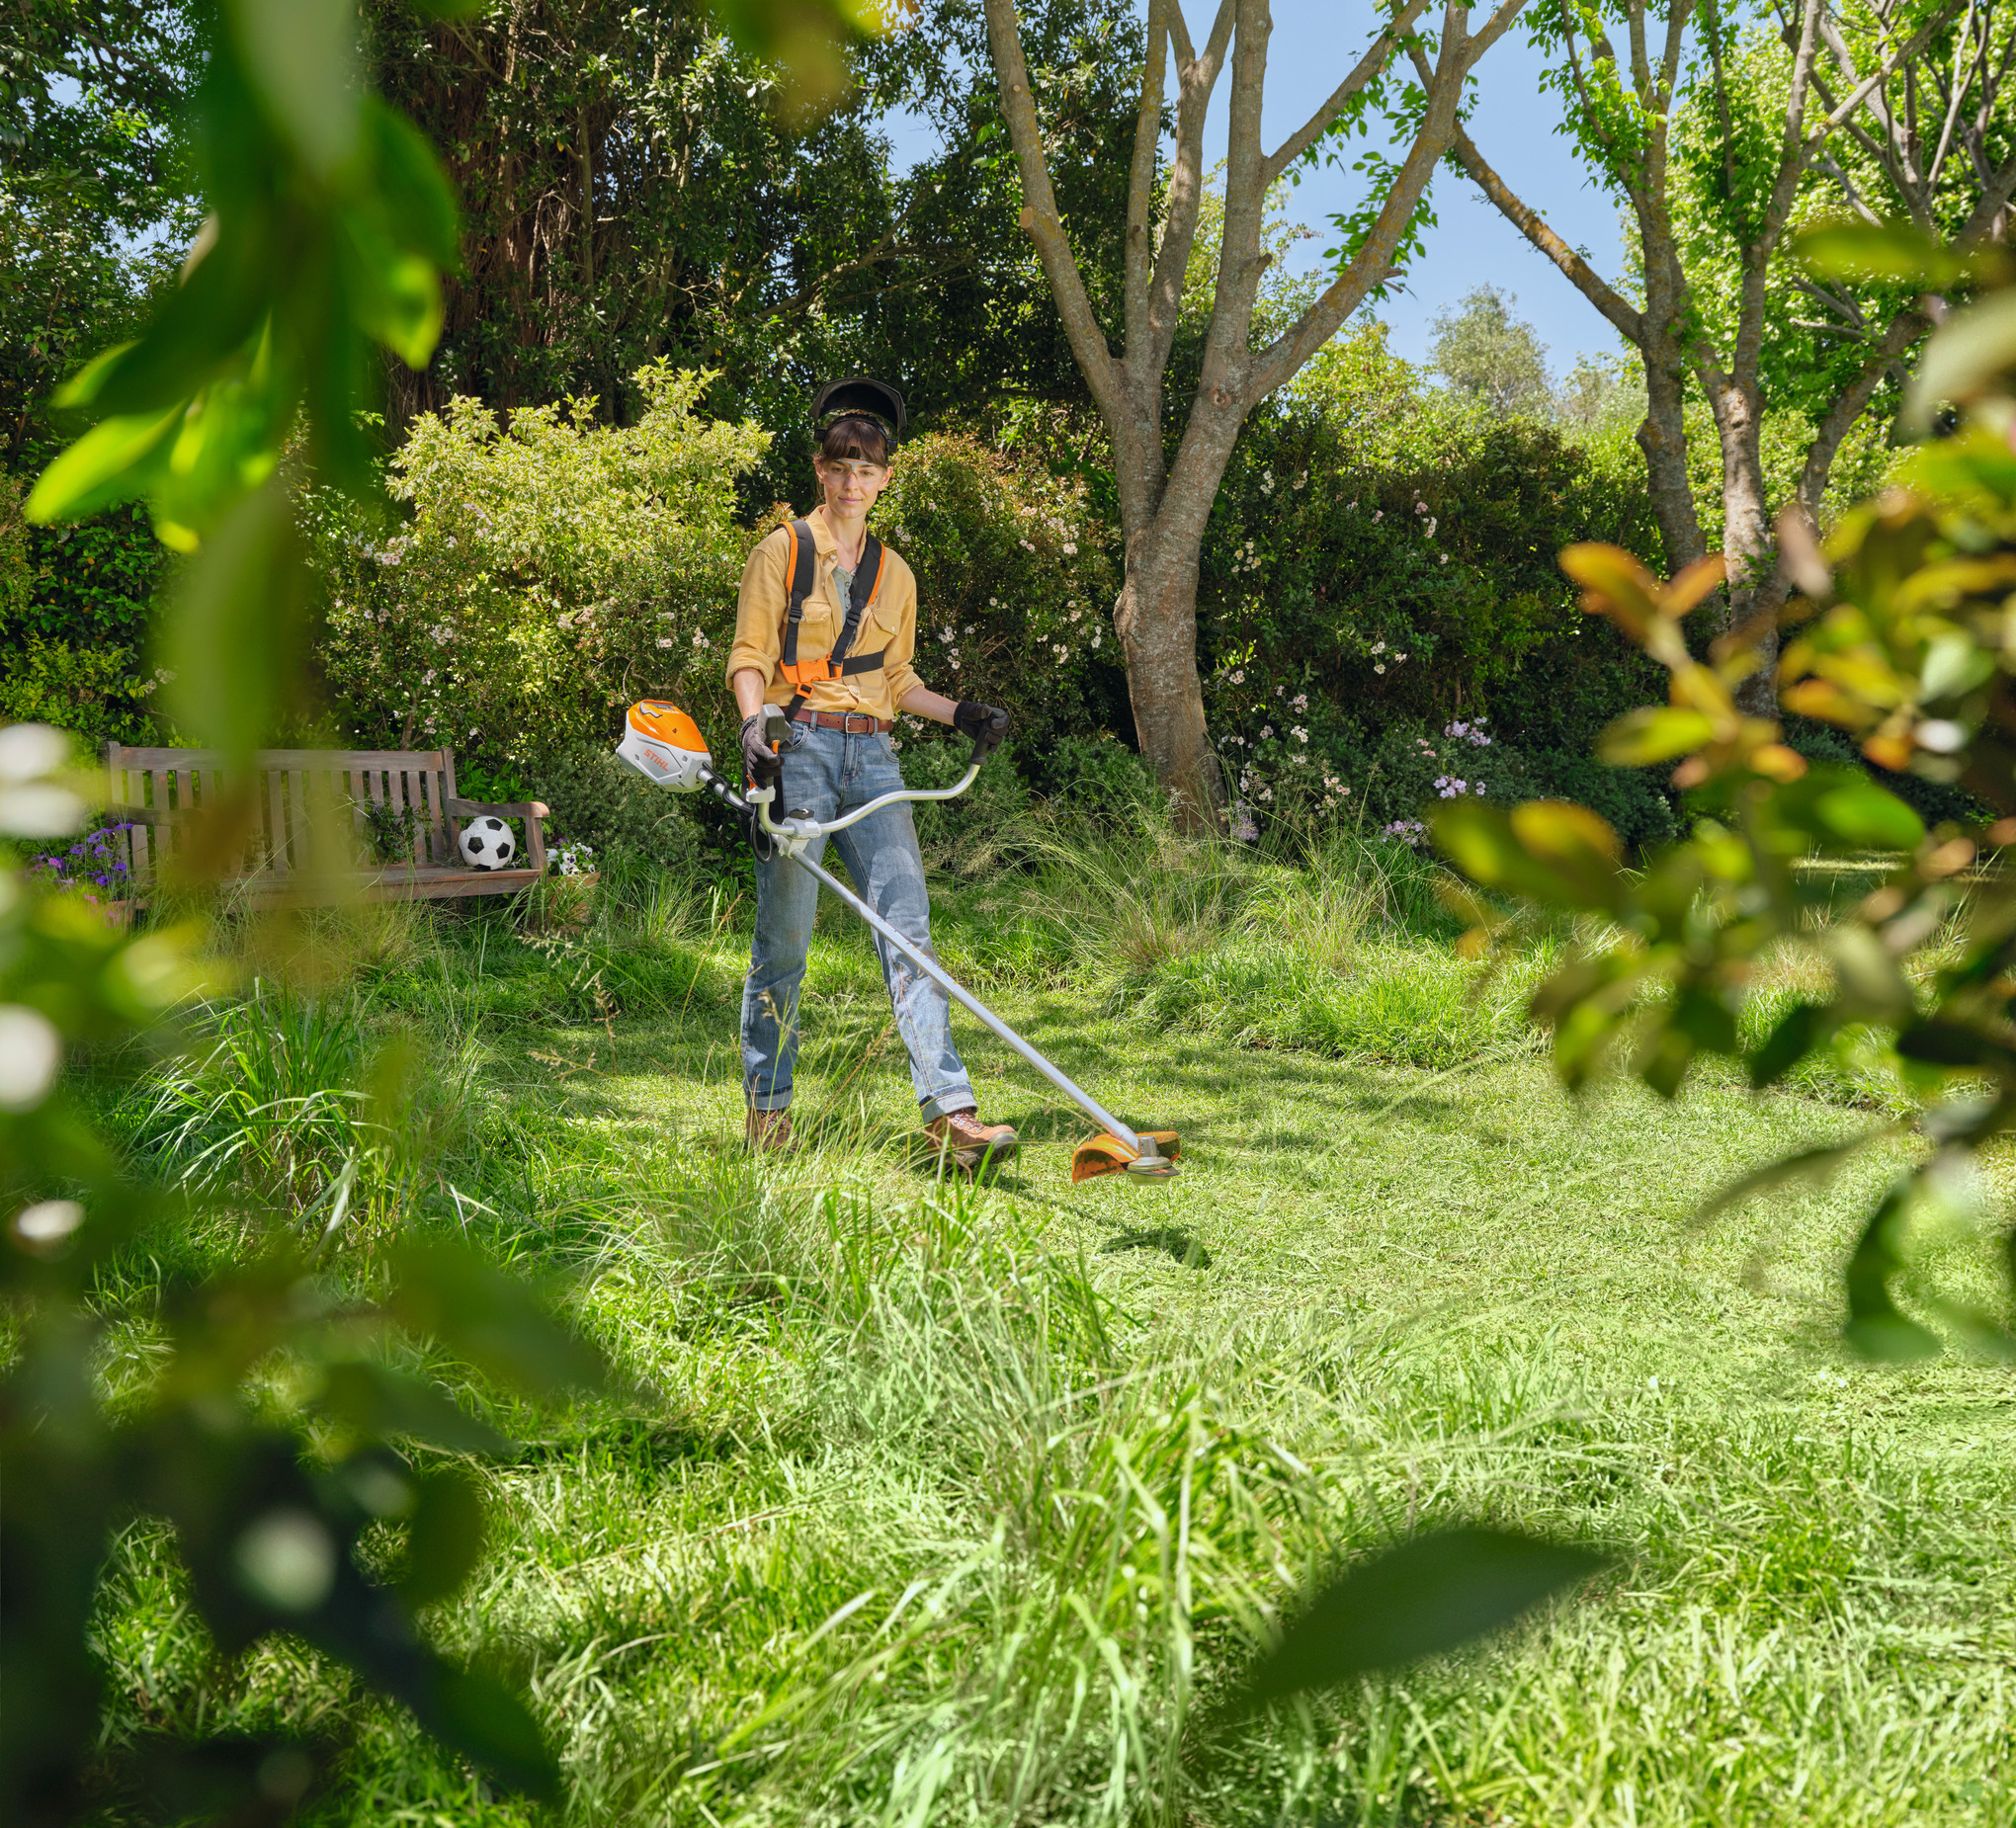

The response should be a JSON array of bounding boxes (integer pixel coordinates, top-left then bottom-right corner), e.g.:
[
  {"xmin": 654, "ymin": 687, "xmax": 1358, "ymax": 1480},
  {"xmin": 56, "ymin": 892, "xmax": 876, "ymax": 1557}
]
[
  {"xmin": 1708, "ymin": 375, "xmax": 1781, "ymax": 714},
  {"xmin": 1114, "ymin": 527, "xmax": 1217, "ymax": 829},
  {"xmin": 1637, "ymin": 333, "xmax": 1705, "ymax": 572}
]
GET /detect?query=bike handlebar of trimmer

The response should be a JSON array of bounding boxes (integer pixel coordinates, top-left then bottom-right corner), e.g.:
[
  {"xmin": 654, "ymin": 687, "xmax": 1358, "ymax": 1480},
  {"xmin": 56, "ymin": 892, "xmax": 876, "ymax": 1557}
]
[
  {"xmin": 701, "ymin": 757, "xmax": 1145, "ymax": 1157},
  {"xmin": 747, "ymin": 763, "xmax": 981, "ymax": 843}
]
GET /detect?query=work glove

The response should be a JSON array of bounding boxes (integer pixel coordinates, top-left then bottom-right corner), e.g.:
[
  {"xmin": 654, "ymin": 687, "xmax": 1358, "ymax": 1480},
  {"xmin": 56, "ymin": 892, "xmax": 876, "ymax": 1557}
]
[
  {"xmin": 740, "ymin": 713, "xmax": 784, "ymax": 795},
  {"xmin": 953, "ymin": 700, "xmax": 1011, "ymax": 761}
]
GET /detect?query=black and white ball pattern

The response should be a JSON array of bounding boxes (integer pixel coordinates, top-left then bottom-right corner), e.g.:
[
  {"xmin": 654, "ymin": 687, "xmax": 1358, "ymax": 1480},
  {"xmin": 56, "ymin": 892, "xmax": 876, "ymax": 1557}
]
[{"xmin": 460, "ymin": 815, "xmax": 516, "ymax": 871}]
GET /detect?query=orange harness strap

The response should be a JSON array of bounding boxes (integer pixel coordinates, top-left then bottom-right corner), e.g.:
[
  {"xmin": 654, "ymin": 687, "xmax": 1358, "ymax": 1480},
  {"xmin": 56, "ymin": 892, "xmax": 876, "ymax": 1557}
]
[{"xmin": 779, "ymin": 518, "xmax": 889, "ymax": 704}]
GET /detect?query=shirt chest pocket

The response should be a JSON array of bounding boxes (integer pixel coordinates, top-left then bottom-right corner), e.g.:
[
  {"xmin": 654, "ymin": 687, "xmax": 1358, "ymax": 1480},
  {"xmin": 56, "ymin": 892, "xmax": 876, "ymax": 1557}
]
[
  {"xmin": 855, "ymin": 591, "xmax": 899, "ymax": 654},
  {"xmin": 787, "ymin": 585, "xmax": 837, "ymax": 655},
  {"xmin": 819, "ymin": 571, "xmax": 893, "ymax": 656}
]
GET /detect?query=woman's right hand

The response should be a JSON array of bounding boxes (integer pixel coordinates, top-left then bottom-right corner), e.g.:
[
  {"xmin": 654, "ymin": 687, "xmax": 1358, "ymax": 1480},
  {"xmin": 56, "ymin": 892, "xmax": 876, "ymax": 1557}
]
[{"xmin": 741, "ymin": 714, "xmax": 784, "ymax": 792}]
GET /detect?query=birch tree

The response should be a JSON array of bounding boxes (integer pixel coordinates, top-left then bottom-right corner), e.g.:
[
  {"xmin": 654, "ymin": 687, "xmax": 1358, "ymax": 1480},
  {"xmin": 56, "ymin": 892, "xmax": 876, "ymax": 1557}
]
[
  {"xmin": 981, "ymin": 0, "xmax": 1527, "ymax": 824},
  {"xmin": 1440, "ymin": 0, "xmax": 2015, "ymax": 704}
]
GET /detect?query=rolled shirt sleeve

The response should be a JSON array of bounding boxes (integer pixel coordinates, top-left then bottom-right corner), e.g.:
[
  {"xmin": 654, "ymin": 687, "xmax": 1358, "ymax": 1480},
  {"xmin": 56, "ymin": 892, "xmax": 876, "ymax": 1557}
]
[{"xmin": 880, "ymin": 561, "xmax": 923, "ymax": 706}]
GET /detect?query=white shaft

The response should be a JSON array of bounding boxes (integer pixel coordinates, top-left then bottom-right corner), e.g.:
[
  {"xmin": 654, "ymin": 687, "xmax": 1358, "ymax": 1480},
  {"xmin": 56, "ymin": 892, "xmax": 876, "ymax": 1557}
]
[{"xmin": 786, "ymin": 847, "xmax": 1142, "ymax": 1153}]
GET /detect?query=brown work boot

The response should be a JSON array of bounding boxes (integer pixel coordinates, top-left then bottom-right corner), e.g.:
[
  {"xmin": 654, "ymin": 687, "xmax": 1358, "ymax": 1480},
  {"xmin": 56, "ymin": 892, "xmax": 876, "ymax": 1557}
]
[
  {"xmin": 745, "ymin": 1105, "xmax": 794, "ymax": 1153},
  {"xmin": 925, "ymin": 1107, "xmax": 1018, "ymax": 1172}
]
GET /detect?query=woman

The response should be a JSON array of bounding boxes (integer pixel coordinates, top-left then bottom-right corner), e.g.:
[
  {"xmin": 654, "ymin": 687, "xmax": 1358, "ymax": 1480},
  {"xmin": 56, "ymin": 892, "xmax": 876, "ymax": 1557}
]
[{"xmin": 726, "ymin": 377, "xmax": 1015, "ymax": 1170}]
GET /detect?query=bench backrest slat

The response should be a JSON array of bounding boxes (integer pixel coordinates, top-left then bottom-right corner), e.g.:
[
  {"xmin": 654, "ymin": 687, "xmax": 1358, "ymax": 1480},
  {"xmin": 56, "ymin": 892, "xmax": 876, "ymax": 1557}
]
[{"xmin": 107, "ymin": 745, "xmax": 460, "ymax": 884}]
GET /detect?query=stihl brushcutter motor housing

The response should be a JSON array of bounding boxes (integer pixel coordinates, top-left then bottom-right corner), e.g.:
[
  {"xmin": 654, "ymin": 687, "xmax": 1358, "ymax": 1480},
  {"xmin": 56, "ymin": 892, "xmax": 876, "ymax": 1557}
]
[{"xmin": 615, "ymin": 699, "xmax": 1179, "ymax": 1182}]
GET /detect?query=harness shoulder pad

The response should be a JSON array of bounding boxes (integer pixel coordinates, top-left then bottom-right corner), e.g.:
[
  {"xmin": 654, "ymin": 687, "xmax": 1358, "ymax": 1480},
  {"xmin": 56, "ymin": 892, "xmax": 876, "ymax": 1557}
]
[{"xmin": 787, "ymin": 518, "xmax": 816, "ymax": 611}]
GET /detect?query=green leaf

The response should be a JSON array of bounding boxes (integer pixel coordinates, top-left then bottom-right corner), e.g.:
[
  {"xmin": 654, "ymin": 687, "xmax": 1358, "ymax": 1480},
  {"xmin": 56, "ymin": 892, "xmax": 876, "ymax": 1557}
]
[
  {"xmin": 315, "ymin": 1361, "xmax": 507, "ymax": 1455},
  {"xmin": 400, "ymin": 1468, "xmax": 486, "ymax": 1606},
  {"xmin": 706, "ymin": 0, "xmax": 878, "ymax": 62},
  {"xmin": 1508, "ymin": 799, "xmax": 1625, "ymax": 909},
  {"xmin": 159, "ymin": 477, "xmax": 301, "ymax": 766},
  {"xmin": 1670, "ymin": 985, "xmax": 1738, "ymax": 1055},
  {"xmin": 223, "ymin": 0, "xmax": 364, "ymax": 178},
  {"xmin": 1558, "ymin": 542, "xmax": 1663, "ymax": 640},
  {"xmin": 1749, "ymin": 1001, "xmax": 1825, "ymax": 1087},
  {"xmin": 387, "ymin": 1240, "xmax": 608, "ymax": 1400},
  {"xmin": 1596, "ymin": 706, "xmax": 1716, "ymax": 767},
  {"xmin": 25, "ymin": 409, "xmax": 183, "ymax": 525},
  {"xmin": 337, "ymin": 218, "xmax": 445, "ymax": 373},
  {"xmin": 1844, "ymin": 1182, "xmax": 1942, "ymax": 1363},
  {"xmin": 426, "ymin": 1664, "xmax": 559, "ymax": 1800},
  {"xmin": 365, "ymin": 99, "xmax": 462, "ymax": 273},
  {"xmin": 1229, "ymin": 1528, "xmax": 1608, "ymax": 1708},
  {"xmin": 1636, "ymin": 1021, "xmax": 1697, "ymax": 1100},
  {"xmin": 1797, "ymin": 220, "xmax": 1968, "ymax": 289},
  {"xmin": 1697, "ymin": 1138, "xmax": 1873, "ymax": 1221},
  {"xmin": 1813, "ymin": 782, "xmax": 1923, "ymax": 851},
  {"xmin": 1433, "ymin": 801, "xmax": 1621, "ymax": 911},
  {"xmin": 1905, "ymin": 291, "xmax": 2016, "ymax": 431},
  {"xmin": 1895, "ymin": 1022, "xmax": 2012, "ymax": 1070}
]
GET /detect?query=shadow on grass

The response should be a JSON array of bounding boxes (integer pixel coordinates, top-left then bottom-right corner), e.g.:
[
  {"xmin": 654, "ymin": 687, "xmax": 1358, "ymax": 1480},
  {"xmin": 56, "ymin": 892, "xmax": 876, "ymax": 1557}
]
[{"xmin": 1101, "ymin": 1226, "xmax": 1213, "ymax": 1270}]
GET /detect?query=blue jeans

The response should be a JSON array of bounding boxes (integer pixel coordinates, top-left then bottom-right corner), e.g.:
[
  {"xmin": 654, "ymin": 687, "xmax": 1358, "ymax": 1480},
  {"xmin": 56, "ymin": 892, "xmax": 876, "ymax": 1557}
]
[{"xmin": 741, "ymin": 722, "xmax": 974, "ymax": 1120}]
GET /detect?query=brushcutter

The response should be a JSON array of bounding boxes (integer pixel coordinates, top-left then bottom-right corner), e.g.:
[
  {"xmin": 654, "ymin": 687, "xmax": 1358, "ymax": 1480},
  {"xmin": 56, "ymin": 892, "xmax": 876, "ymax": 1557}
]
[{"xmin": 616, "ymin": 699, "xmax": 1180, "ymax": 1182}]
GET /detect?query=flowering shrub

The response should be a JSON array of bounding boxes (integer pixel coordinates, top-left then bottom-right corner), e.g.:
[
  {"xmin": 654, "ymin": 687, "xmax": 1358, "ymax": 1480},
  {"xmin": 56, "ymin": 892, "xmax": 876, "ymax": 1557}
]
[
  {"xmin": 312, "ymin": 365, "xmax": 768, "ymax": 776},
  {"xmin": 1194, "ymin": 324, "xmax": 1682, "ymax": 847},
  {"xmin": 871, "ymin": 433, "xmax": 1125, "ymax": 773},
  {"xmin": 25, "ymin": 821, "xmax": 136, "ymax": 904}
]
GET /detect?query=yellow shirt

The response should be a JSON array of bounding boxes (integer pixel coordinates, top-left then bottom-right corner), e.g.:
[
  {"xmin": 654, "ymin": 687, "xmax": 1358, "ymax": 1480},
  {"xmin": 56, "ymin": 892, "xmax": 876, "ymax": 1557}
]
[{"xmin": 726, "ymin": 515, "xmax": 924, "ymax": 719}]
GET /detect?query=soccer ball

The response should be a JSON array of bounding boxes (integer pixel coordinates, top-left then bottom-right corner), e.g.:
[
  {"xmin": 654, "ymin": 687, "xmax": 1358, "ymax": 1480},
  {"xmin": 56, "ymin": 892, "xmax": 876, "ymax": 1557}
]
[{"xmin": 460, "ymin": 815, "xmax": 516, "ymax": 871}]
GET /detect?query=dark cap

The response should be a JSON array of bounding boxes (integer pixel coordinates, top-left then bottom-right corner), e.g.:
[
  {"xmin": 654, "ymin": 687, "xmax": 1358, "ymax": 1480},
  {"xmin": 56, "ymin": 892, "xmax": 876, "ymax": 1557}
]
[{"xmin": 812, "ymin": 376, "xmax": 907, "ymax": 438}]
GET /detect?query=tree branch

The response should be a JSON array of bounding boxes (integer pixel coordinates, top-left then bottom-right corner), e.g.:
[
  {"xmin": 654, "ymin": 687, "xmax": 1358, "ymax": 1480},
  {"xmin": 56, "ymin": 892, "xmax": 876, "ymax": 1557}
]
[
  {"xmin": 1124, "ymin": 0, "xmax": 1172, "ymax": 360},
  {"xmin": 1797, "ymin": 302, "xmax": 1927, "ymax": 521},
  {"xmin": 1202, "ymin": 0, "xmax": 1274, "ymax": 400},
  {"xmin": 1246, "ymin": 0, "xmax": 1527, "ymax": 402},
  {"xmin": 1444, "ymin": 111, "xmax": 1645, "ymax": 345},
  {"xmin": 981, "ymin": 0, "xmax": 1126, "ymax": 423},
  {"xmin": 1261, "ymin": 0, "xmax": 1437, "ymax": 187},
  {"xmin": 1803, "ymin": 0, "xmax": 1967, "ymax": 161},
  {"xmin": 1142, "ymin": 0, "xmax": 1237, "ymax": 382}
]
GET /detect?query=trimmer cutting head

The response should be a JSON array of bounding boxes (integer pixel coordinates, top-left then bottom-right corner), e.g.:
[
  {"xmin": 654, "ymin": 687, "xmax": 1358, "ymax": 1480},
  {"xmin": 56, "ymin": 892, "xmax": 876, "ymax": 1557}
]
[{"xmin": 1071, "ymin": 1131, "xmax": 1183, "ymax": 1183}]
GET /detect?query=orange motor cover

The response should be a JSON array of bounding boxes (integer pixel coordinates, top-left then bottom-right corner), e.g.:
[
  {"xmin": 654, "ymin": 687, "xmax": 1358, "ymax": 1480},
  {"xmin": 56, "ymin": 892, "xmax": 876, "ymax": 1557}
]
[
  {"xmin": 629, "ymin": 700, "xmax": 709, "ymax": 752},
  {"xmin": 618, "ymin": 700, "xmax": 714, "ymax": 790}
]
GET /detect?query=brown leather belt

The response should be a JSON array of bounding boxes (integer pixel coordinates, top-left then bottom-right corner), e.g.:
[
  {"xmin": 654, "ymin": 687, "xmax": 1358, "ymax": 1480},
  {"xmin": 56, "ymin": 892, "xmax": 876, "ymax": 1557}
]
[{"xmin": 790, "ymin": 707, "xmax": 891, "ymax": 733}]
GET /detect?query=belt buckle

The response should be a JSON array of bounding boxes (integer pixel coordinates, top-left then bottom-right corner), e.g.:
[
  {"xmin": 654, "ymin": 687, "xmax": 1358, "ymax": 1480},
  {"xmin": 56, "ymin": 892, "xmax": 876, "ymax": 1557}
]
[{"xmin": 844, "ymin": 711, "xmax": 873, "ymax": 734}]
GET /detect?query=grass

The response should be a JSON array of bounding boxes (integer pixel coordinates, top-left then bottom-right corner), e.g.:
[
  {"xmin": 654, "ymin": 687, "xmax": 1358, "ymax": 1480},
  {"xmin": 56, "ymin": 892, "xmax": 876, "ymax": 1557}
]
[{"xmin": 69, "ymin": 824, "xmax": 2016, "ymax": 1826}]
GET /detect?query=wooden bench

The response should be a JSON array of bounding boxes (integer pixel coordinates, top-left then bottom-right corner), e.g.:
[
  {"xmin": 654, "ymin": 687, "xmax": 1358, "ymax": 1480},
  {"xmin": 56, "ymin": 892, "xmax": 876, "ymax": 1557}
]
[{"xmin": 105, "ymin": 744, "xmax": 559, "ymax": 905}]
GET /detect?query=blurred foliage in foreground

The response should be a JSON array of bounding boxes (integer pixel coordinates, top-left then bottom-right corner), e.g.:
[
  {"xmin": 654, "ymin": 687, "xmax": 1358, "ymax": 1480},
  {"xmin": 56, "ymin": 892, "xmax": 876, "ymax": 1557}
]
[
  {"xmin": 4, "ymin": 2, "xmax": 1609, "ymax": 1818},
  {"xmin": 1436, "ymin": 224, "xmax": 2016, "ymax": 1364}
]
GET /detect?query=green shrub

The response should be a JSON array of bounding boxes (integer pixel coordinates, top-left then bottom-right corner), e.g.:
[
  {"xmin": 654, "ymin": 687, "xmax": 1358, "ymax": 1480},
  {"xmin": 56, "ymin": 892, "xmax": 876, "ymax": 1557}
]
[
  {"xmin": 531, "ymin": 745, "xmax": 711, "ymax": 881},
  {"xmin": 1043, "ymin": 730, "xmax": 1159, "ymax": 824},
  {"xmin": 898, "ymin": 728, "xmax": 1034, "ymax": 870},
  {"xmin": 0, "ymin": 478, "xmax": 167, "ymax": 752},
  {"xmin": 312, "ymin": 364, "xmax": 768, "ymax": 781},
  {"xmin": 876, "ymin": 432, "xmax": 1126, "ymax": 763},
  {"xmin": 1190, "ymin": 325, "xmax": 1675, "ymax": 842}
]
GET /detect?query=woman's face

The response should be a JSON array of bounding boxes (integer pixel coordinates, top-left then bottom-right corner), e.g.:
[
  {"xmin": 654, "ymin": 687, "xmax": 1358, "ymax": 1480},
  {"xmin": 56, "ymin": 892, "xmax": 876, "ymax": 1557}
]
[{"xmin": 816, "ymin": 454, "xmax": 892, "ymax": 522}]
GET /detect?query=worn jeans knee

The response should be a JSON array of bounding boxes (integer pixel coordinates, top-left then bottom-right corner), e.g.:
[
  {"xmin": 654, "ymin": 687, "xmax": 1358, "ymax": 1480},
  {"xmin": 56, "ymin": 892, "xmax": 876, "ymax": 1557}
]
[{"xmin": 741, "ymin": 724, "xmax": 974, "ymax": 1119}]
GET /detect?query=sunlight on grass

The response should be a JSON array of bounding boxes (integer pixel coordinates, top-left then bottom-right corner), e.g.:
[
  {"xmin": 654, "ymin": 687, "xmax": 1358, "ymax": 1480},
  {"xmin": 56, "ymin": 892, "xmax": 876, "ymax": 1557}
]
[{"xmin": 72, "ymin": 834, "xmax": 2016, "ymax": 1826}]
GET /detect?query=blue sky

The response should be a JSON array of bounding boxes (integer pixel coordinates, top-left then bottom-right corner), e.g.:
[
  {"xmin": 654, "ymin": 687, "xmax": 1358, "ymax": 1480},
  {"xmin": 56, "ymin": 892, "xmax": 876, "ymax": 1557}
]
[{"xmin": 886, "ymin": 1, "xmax": 1635, "ymax": 377}]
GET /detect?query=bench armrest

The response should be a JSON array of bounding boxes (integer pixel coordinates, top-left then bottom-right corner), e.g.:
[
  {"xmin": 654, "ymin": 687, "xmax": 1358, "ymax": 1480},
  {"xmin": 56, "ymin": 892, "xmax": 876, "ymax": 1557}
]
[
  {"xmin": 447, "ymin": 797, "xmax": 549, "ymax": 819},
  {"xmin": 446, "ymin": 797, "xmax": 549, "ymax": 872}
]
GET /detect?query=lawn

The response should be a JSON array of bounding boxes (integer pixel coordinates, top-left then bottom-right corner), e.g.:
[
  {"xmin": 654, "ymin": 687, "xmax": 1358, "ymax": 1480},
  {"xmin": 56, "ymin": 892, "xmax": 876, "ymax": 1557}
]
[{"xmin": 82, "ymin": 835, "xmax": 2016, "ymax": 1827}]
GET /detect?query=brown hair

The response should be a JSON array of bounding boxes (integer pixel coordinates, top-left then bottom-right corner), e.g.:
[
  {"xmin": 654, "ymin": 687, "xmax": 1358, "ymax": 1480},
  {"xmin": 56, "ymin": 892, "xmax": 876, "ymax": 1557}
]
[{"xmin": 817, "ymin": 413, "xmax": 891, "ymax": 467}]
